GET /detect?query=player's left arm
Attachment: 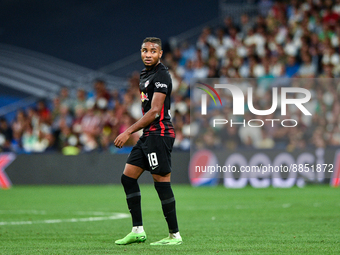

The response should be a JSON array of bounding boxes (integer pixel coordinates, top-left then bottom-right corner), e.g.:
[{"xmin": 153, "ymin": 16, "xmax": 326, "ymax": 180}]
[{"xmin": 114, "ymin": 92, "xmax": 166, "ymax": 148}]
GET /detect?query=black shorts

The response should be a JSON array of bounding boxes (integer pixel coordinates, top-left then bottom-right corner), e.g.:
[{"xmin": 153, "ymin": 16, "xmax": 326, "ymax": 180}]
[{"xmin": 126, "ymin": 135, "xmax": 175, "ymax": 175}]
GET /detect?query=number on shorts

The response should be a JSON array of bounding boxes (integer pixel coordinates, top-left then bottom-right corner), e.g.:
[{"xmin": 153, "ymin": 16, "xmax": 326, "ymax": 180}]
[{"xmin": 148, "ymin": 152, "xmax": 158, "ymax": 168}]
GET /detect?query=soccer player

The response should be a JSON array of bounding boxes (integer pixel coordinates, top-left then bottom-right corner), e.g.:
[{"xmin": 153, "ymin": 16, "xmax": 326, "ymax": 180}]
[{"xmin": 114, "ymin": 37, "xmax": 182, "ymax": 245}]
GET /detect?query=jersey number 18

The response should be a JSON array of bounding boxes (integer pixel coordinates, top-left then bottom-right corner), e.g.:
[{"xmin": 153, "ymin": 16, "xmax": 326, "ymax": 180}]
[{"xmin": 148, "ymin": 152, "xmax": 159, "ymax": 169}]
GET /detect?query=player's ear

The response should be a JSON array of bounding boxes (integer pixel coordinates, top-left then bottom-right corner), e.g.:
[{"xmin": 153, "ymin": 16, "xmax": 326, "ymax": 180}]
[{"xmin": 159, "ymin": 50, "xmax": 163, "ymax": 58}]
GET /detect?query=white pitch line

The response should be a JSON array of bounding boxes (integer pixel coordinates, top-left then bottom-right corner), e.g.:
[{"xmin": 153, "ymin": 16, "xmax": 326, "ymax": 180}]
[
  {"xmin": 0, "ymin": 210, "xmax": 115, "ymax": 216},
  {"xmin": 73, "ymin": 211, "xmax": 115, "ymax": 216},
  {"xmin": 0, "ymin": 210, "xmax": 47, "ymax": 215},
  {"xmin": 0, "ymin": 213, "xmax": 130, "ymax": 226}
]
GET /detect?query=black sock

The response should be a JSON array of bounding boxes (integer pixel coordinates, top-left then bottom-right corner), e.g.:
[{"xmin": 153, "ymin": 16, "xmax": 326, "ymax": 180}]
[
  {"xmin": 121, "ymin": 174, "xmax": 142, "ymax": 226},
  {"xmin": 154, "ymin": 182, "xmax": 179, "ymax": 233}
]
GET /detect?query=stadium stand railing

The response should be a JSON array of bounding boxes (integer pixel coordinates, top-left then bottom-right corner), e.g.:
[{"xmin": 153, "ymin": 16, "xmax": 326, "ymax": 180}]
[
  {"xmin": 99, "ymin": 19, "xmax": 224, "ymax": 76},
  {"xmin": 0, "ymin": 43, "xmax": 128, "ymax": 117},
  {"xmin": 219, "ymin": 0, "xmax": 258, "ymax": 23},
  {"xmin": 99, "ymin": 1, "xmax": 258, "ymax": 76}
]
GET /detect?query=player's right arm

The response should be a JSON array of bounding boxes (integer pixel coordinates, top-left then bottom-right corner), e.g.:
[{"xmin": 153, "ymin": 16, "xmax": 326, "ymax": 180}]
[{"xmin": 114, "ymin": 92, "xmax": 166, "ymax": 148}]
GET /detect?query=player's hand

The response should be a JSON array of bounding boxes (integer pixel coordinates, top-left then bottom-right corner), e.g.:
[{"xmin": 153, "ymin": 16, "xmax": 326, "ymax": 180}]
[{"xmin": 114, "ymin": 131, "xmax": 131, "ymax": 148}]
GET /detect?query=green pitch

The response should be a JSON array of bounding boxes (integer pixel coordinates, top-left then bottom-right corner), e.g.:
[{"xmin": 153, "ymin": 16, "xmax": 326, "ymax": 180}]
[{"xmin": 1, "ymin": 185, "xmax": 339, "ymax": 254}]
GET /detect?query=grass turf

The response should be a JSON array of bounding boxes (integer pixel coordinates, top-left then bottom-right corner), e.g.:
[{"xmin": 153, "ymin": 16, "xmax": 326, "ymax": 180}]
[{"xmin": 0, "ymin": 184, "xmax": 339, "ymax": 254}]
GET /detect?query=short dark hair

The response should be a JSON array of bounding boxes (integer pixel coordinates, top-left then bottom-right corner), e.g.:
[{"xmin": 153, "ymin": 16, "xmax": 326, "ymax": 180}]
[{"xmin": 142, "ymin": 37, "xmax": 162, "ymax": 50}]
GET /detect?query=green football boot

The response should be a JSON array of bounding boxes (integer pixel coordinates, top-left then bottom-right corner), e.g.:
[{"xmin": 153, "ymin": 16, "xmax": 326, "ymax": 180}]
[
  {"xmin": 150, "ymin": 235, "xmax": 182, "ymax": 245},
  {"xmin": 115, "ymin": 231, "xmax": 147, "ymax": 245}
]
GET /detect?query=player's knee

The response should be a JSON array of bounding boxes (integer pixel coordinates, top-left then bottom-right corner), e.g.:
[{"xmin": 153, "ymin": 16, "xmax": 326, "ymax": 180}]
[
  {"xmin": 121, "ymin": 174, "xmax": 129, "ymax": 186},
  {"xmin": 121, "ymin": 174, "xmax": 137, "ymax": 186},
  {"xmin": 121, "ymin": 174, "xmax": 125, "ymax": 185}
]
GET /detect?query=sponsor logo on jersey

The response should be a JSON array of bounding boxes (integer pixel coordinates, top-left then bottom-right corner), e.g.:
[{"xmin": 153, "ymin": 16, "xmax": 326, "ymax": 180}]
[
  {"xmin": 140, "ymin": 92, "xmax": 149, "ymax": 102},
  {"xmin": 145, "ymin": 80, "xmax": 149, "ymax": 88},
  {"xmin": 155, "ymin": 82, "xmax": 167, "ymax": 89}
]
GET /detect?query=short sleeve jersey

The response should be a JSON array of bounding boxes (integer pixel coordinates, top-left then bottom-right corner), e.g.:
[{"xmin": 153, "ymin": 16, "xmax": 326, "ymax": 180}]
[{"xmin": 139, "ymin": 62, "xmax": 175, "ymax": 138}]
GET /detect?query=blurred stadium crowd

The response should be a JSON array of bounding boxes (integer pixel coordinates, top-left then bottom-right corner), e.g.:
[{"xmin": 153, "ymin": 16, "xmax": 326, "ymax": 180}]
[{"xmin": 1, "ymin": 0, "xmax": 340, "ymax": 154}]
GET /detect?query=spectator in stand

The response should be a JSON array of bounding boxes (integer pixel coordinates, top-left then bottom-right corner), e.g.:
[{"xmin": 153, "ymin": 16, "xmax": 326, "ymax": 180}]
[
  {"xmin": 179, "ymin": 41, "xmax": 196, "ymax": 66},
  {"xmin": 223, "ymin": 16, "xmax": 239, "ymax": 36},
  {"xmin": 74, "ymin": 88, "xmax": 88, "ymax": 113},
  {"xmin": 285, "ymin": 55, "xmax": 300, "ymax": 77},
  {"xmin": 36, "ymin": 100, "xmax": 51, "ymax": 125},
  {"xmin": 116, "ymin": 112, "xmax": 139, "ymax": 146},
  {"xmin": 323, "ymin": 5, "xmax": 340, "ymax": 26},
  {"xmin": 72, "ymin": 105, "xmax": 85, "ymax": 135},
  {"xmin": 21, "ymin": 123, "xmax": 51, "ymax": 153},
  {"xmin": 59, "ymin": 87, "xmax": 75, "ymax": 112},
  {"xmin": 51, "ymin": 97, "xmax": 61, "ymax": 121},
  {"xmin": 182, "ymin": 60, "xmax": 195, "ymax": 84},
  {"xmin": 26, "ymin": 107, "xmax": 40, "ymax": 130},
  {"xmin": 58, "ymin": 125, "xmax": 78, "ymax": 152},
  {"xmin": 12, "ymin": 110, "xmax": 27, "ymax": 146},
  {"xmin": 0, "ymin": 117, "xmax": 13, "ymax": 152},
  {"xmin": 240, "ymin": 14, "xmax": 254, "ymax": 39},
  {"xmin": 92, "ymin": 79, "xmax": 111, "ymax": 111},
  {"xmin": 238, "ymin": 113, "xmax": 263, "ymax": 148},
  {"xmin": 52, "ymin": 104, "xmax": 73, "ymax": 132},
  {"xmin": 6, "ymin": 0, "xmax": 340, "ymax": 152},
  {"xmin": 193, "ymin": 58, "xmax": 209, "ymax": 79},
  {"xmin": 298, "ymin": 53, "xmax": 317, "ymax": 77},
  {"xmin": 80, "ymin": 105, "xmax": 101, "ymax": 152}
]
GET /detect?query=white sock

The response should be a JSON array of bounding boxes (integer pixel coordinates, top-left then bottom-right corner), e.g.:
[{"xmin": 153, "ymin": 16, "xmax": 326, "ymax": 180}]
[
  {"xmin": 132, "ymin": 226, "xmax": 144, "ymax": 234},
  {"xmin": 170, "ymin": 232, "xmax": 181, "ymax": 239}
]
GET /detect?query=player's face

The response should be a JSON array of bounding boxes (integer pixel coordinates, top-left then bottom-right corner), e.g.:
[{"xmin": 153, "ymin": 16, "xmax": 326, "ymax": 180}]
[{"xmin": 141, "ymin": 42, "xmax": 163, "ymax": 68}]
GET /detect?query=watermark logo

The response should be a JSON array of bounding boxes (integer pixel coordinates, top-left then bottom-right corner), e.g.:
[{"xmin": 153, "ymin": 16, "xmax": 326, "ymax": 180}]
[
  {"xmin": 214, "ymin": 84, "xmax": 311, "ymax": 116},
  {"xmin": 197, "ymin": 82, "xmax": 222, "ymax": 115},
  {"xmin": 196, "ymin": 83, "xmax": 312, "ymax": 128}
]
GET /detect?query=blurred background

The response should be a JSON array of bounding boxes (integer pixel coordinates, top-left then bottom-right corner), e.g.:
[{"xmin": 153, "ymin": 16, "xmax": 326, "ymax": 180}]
[
  {"xmin": 1, "ymin": 3, "xmax": 339, "ymax": 253},
  {"xmin": 0, "ymin": 0, "xmax": 339, "ymax": 186},
  {"xmin": 0, "ymin": 0, "xmax": 220, "ymax": 154}
]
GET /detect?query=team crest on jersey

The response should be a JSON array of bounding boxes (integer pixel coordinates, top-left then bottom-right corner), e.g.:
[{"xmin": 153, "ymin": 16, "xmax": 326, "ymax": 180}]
[
  {"xmin": 141, "ymin": 92, "xmax": 149, "ymax": 102},
  {"xmin": 145, "ymin": 80, "xmax": 149, "ymax": 88}
]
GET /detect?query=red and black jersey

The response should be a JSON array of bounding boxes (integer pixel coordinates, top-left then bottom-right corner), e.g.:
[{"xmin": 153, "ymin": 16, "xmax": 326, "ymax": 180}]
[{"xmin": 139, "ymin": 62, "xmax": 175, "ymax": 138}]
